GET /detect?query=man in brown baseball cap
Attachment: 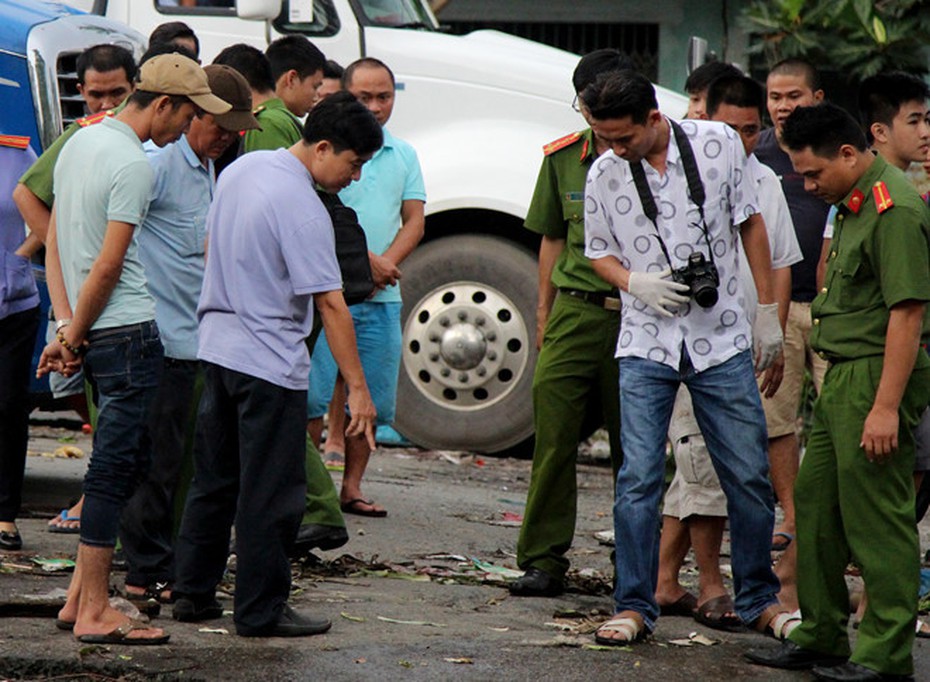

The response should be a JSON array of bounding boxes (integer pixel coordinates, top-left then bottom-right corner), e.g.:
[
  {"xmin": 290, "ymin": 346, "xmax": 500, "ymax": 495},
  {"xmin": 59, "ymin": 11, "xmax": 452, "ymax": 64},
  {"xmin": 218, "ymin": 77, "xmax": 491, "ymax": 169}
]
[
  {"xmin": 136, "ymin": 52, "xmax": 231, "ymax": 116},
  {"xmin": 37, "ymin": 50, "xmax": 230, "ymax": 646},
  {"xmin": 116, "ymin": 63, "xmax": 259, "ymax": 612}
]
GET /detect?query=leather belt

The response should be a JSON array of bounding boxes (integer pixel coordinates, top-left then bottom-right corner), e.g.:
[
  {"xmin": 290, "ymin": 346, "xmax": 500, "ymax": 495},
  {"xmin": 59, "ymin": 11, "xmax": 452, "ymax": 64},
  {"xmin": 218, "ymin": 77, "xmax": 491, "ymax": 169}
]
[{"xmin": 560, "ymin": 288, "xmax": 621, "ymax": 311}]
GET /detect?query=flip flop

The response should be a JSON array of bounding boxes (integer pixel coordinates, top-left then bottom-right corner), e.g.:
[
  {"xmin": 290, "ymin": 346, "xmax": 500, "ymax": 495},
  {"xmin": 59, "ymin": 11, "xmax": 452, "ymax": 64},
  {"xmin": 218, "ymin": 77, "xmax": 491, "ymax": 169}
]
[
  {"xmin": 659, "ymin": 591, "xmax": 698, "ymax": 617},
  {"xmin": 340, "ymin": 498, "xmax": 387, "ymax": 518},
  {"xmin": 76, "ymin": 619, "xmax": 170, "ymax": 646},
  {"xmin": 771, "ymin": 531, "xmax": 794, "ymax": 551},
  {"xmin": 693, "ymin": 594, "xmax": 743, "ymax": 632},
  {"xmin": 324, "ymin": 451, "xmax": 345, "ymax": 472},
  {"xmin": 48, "ymin": 509, "xmax": 81, "ymax": 534},
  {"xmin": 55, "ymin": 618, "xmax": 75, "ymax": 631},
  {"xmin": 917, "ymin": 619, "xmax": 930, "ymax": 638}
]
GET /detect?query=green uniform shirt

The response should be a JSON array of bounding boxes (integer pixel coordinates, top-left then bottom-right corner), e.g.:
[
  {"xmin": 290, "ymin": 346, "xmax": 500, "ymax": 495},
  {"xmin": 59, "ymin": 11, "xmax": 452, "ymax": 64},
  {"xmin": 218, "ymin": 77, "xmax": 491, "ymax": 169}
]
[
  {"xmin": 242, "ymin": 98, "xmax": 302, "ymax": 153},
  {"xmin": 18, "ymin": 101, "xmax": 129, "ymax": 207},
  {"xmin": 524, "ymin": 128, "xmax": 612, "ymax": 294},
  {"xmin": 811, "ymin": 154, "xmax": 930, "ymax": 363}
]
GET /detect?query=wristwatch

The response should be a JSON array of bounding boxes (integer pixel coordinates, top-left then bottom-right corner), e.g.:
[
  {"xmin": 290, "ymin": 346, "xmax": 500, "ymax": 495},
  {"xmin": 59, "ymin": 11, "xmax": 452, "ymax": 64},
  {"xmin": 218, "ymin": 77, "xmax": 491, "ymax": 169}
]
[{"xmin": 55, "ymin": 318, "xmax": 72, "ymax": 331}]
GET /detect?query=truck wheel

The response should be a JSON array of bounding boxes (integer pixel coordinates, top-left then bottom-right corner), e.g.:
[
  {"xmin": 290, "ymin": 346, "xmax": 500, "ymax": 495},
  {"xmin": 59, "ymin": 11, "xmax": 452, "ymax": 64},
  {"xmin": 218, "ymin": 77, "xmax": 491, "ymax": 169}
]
[{"xmin": 396, "ymin": 235, "xmax": 537, "ymax": 454}]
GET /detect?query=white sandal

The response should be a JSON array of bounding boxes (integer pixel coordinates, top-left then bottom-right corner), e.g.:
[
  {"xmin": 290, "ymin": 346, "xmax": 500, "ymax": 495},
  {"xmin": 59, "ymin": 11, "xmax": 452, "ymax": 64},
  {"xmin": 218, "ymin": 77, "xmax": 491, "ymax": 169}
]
[
  {"xmin": 766, "ymin": 609, "xmax": 802, "ymax": 640},
  {"xmin": 594, "ymin": 614, "xmax": 646, "ymax": 646}
]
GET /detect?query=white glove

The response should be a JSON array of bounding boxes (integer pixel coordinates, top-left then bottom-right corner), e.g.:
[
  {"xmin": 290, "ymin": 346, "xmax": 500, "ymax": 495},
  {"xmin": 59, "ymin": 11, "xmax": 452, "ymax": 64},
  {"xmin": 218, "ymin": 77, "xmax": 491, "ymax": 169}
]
[
  {"xmin": 627, "ymin": 269, "xmax": 690, "ymax": 318},
  {"xmin": 753, "ymin": 303, "xmax": 783, "ymax": 371}
]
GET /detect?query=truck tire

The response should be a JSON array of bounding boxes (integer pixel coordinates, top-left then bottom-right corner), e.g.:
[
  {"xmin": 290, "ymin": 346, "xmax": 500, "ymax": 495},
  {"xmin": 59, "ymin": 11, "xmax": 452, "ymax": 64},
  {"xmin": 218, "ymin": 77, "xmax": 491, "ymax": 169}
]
[{"xmin": 396, "ymin": 235, "xmax": 537, "ymax": 454}]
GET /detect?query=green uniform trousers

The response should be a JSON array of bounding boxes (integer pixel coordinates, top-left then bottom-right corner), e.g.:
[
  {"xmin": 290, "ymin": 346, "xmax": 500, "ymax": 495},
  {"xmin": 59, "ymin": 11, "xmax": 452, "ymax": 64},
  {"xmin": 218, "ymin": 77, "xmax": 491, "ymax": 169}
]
[
  {"xmin": 301, "ymin": 316, "xmax": 346, "ymax": 529},
  {"xmin": 790, "ymin": 357, "xmax": 930, "ymax": 676},
  {"xmin": 517, "ymin": 293, "xmax": 622, "ymax": 579}
]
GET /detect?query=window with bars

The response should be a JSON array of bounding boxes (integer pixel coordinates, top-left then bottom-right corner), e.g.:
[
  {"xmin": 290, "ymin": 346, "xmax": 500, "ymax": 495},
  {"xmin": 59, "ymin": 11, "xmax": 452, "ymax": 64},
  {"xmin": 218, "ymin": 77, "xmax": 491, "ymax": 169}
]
[{"xmin": 442, "ymin": 21, "xmax": 659, "ymax": 82}]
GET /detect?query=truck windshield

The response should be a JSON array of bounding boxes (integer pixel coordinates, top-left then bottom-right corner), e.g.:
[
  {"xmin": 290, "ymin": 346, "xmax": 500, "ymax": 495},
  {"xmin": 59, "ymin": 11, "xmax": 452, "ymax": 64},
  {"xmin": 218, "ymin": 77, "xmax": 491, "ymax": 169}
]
[{"xmin": 355, "ymin": 0, "xmax": 436, "ymax": 29}]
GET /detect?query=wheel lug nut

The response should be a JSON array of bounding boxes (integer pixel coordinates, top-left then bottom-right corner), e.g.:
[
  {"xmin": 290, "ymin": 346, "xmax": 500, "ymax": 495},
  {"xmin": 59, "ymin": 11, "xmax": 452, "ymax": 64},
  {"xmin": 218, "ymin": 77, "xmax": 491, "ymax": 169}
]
[
  {"xmin": 457, "ymin": 311, "xmax": 467, "ymax": 321},
  {"xmin": 439, "ymin": 317, "xmax": 450, "ymax": 327},
  {"xmin": 458, "ymin": 373, "xmax": 468, "ymax": 383},
  {"xmin": 488, "ymin": 351, "xmax": 497, "ymax": 361},
  {"xmin": 486, "ymin": 332, "xmax": 497, "ymax": 342},
  {"xmin": 476, "ymin": 367, "xmax": 487, "ymax": 377},
  {"xmin": 440, "ymin": 368, "xmax": 451, "ymax": 377},
  {"xmin": 429, "ymin": 333, "xmax": 439, "ymax": 342},
  {"xmin": 429, "ymin": 353, "xmax": 439, "ymax": 362},
  {"xmin": 475, "ymin": 316, "xmax": 485, "ymax": 326}
]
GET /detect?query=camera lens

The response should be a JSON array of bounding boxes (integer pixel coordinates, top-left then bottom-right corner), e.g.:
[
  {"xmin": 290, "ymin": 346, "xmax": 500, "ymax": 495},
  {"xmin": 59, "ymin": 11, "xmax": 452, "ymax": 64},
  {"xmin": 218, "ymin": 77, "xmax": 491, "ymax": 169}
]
[{"xmin": 692, "ymin": 284, "xmax": 718, "ymax": 308}]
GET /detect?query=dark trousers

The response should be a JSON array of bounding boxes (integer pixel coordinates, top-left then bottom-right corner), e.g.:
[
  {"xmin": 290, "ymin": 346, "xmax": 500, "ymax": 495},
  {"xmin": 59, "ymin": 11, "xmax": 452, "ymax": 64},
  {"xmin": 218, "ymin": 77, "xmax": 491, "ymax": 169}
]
[
  {"xmin": 0, "ymin": 306, "xmax": 40, "ymax": 521},
  {"xmin": 120, "ymin": 358, "xmax": 199, "ymax": 587},
  {"xmin": 174, "ymin": 363, "xmax": 306, "ymax": 634}
]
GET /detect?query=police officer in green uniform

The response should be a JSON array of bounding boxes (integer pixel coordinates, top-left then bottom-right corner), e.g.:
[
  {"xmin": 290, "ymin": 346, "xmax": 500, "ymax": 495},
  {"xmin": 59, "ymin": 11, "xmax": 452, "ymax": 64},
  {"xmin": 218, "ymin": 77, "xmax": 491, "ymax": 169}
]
[
  {"xmin": 241, "ymin": 35, "xmax": 324, "ymax": 154},
  {"xmin": 242, "ymin": 96, "xmax": 303, "ymax": 152},
  {"xmin": 747, "ymin": 104, "xmax": 930, "ymax": 681},
  {"xmin": 509, "ymin": 50, "xmax": 630, "ymax": 597}
]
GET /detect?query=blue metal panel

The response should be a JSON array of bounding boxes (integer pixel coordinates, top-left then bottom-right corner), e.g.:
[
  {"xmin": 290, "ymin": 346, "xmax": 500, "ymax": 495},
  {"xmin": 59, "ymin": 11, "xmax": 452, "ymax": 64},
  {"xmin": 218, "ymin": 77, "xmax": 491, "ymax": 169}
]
[
  {"xmin": 0, "ymin": 51, "xmax": 40, "ymax": 153},
  {"xmin": 0, "ymin": 0, "xmax": 80, "ymax": 55}
]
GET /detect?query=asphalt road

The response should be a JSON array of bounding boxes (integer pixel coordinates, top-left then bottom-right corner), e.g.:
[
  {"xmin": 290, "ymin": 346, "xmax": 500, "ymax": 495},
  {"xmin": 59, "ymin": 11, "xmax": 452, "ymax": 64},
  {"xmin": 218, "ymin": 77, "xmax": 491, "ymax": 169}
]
[{"xmin": 2, "ymin": 415, "xmax": 929, "ymax": 681}]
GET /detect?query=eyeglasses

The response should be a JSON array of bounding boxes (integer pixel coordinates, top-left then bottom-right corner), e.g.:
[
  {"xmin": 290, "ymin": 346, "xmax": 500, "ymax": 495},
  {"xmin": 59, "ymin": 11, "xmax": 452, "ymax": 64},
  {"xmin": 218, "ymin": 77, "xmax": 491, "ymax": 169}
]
[{"xmin": 571, "ymin": 95, "xmax": 581, "ymax": 112}]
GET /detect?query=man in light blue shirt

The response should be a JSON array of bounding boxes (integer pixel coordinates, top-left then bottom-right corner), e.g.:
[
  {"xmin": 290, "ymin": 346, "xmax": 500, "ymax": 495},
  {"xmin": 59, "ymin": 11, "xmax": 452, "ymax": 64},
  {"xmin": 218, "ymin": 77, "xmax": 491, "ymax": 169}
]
[
  {"xmin": 119, "ymin": 65, "xmax": 260, "ymax": 605},
  {"xmin": 307, "ymin": 57, "xmax": 426, "ymax": 518},
  {"xmin": 38, "ymin": 52, "xmax": 230, "ymax": 646}
]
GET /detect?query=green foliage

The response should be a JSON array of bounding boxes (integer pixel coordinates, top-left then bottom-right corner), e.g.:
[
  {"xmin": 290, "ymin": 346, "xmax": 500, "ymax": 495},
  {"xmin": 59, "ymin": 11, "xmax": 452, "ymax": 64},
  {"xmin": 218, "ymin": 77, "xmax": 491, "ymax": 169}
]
[{"xmin": 740, "ymin": 0, "xmax": 930, "ymax": 79}]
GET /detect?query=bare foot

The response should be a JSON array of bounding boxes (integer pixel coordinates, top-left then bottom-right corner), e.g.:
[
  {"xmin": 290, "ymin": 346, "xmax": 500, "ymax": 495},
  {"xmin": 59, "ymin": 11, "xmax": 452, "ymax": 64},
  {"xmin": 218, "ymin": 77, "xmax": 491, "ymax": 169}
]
[{"xmin": 73, "ymin": 605, "xmax": 166, "ymax": 642}]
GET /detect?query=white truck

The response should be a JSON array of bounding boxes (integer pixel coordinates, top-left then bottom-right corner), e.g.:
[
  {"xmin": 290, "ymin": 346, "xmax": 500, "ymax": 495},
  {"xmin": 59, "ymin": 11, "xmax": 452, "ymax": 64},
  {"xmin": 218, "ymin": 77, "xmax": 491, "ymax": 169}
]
[{"xmin": 65, "ymin": 0, "xmax": 688, "ymax": 454}]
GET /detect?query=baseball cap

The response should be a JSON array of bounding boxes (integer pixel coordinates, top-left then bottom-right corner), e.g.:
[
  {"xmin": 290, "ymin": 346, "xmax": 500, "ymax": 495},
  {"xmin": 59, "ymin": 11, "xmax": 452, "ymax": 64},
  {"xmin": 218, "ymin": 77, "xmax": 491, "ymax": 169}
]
[
  {"xmin": 204, "ymin": 64, "xmax": 261, "ymax": 132},
  {"xmin": 137, "ymin": 53, "xmax": 231, "ymax": 115}
]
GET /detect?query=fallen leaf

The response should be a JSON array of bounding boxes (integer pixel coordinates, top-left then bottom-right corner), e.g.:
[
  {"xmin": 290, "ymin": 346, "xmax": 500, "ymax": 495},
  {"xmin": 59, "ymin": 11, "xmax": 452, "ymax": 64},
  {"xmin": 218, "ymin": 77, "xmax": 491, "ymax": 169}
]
[
  {"xmin": 377, "ymin": 615, "xmax": 446, "ymax": 627},
  {"xmin": 198, "ymin": 627, "xmax": 229, "ymax": 635},
  {"xmin": 340, "ymin": 612, "xmax": 366, "ymax": 622},
  {"xmin": 444, "ymin": 657, "xmax": 474, "ymax": 664},
  {"xmin": 398, "ymin": 660, "xmax": 414, "ymax": 668}
]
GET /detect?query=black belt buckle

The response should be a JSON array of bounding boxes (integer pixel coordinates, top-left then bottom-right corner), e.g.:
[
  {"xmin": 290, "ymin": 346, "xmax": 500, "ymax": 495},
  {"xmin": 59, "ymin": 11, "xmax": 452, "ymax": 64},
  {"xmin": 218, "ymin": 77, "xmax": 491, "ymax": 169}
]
[{"xmin": 561, "ymin": 288, "xmax": 620, "ymax": 311}]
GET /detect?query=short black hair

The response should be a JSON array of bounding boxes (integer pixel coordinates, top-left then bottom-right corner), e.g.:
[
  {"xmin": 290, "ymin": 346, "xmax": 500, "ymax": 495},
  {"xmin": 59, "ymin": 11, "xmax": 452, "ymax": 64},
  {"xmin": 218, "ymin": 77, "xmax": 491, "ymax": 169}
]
[
  {"xmin": 138, "ymin": 42, "xmax": 197, "ymax": 68},
  {"xmin": 858, "ymin": 71, "xmax": 930, "ymax": 143},
  {"xmin": 580, "ymin": 70, "xmax": 657, "ymax": 125},
  {"xmin": 76, "ymin": 44, "xmax": 137, "ymax": 85},
  {"xmin": 706, "ymin": 75, "xmax": 765, "ymax": 118},
  {"xmin": 265, "ymin": 35, "xmax": 325, "ymax": 83},
  {"xmin": 781, "ymin": 103, "xmax": 868, "ymax": 157},
  {"xmin": 323, "ymin": 59, "xmax": 344, "ymax": 80},
  {"xmin": 343, "ymin": 57, "xmax": 395, "ymax": 89},
  {"xmin": 149, "ymin": 21, "xmax": 199, "ymax": 59},
  {"xmin": 768, "ymin": 57, "xmax": 821, "ymax": 92},
  {"xmin": 572, "ymin": 49, "xmax": 635, "ymax": 94},
  {"xmin": 684, "ymin": 61, "xmax": 742, "ymax": 96},
  {"xmin": 303, "ymin": 91, "xmax": 383, "ymax": 156},
  {"xmin": 126, "ymin": 91, "xmax": 191, "ymax": 111},
  {"xmin": 214, "ymin": 43, "xmax": 275, "ymax": 94}
]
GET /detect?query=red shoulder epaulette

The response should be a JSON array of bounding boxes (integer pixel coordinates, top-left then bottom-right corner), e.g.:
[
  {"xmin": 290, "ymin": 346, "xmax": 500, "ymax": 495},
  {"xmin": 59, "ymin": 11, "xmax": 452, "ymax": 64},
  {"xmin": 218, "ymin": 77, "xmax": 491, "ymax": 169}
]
[
  {"xmin": 76, "ymin": 110, "xmax": 114, "ymax": 127},
  {"xmin": 543, "ymin": 131, "xmax": 582, "ymax": 156},
  {"xmin": 872, "ymin": 181, "xmax": 894, "ymax": 214},
  {"xmin": 0, "ymin": 134, "xmax": 30, "ymax": 150}
]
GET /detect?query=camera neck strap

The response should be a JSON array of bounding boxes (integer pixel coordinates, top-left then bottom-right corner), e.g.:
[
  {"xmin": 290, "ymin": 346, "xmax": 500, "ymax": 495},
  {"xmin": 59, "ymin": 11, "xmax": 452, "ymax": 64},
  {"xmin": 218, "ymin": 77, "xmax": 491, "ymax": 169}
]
[{"xmin": 628, "ymin": 118, "xmax": 714, "ymax": 267}]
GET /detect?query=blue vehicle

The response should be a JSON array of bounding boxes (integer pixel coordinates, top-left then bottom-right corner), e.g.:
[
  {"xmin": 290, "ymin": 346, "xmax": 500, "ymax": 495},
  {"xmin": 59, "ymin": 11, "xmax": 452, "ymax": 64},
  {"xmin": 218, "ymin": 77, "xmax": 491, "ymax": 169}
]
[{"xmin": 0, "ymin": 0, "xmax": 143, "ymax": 404}]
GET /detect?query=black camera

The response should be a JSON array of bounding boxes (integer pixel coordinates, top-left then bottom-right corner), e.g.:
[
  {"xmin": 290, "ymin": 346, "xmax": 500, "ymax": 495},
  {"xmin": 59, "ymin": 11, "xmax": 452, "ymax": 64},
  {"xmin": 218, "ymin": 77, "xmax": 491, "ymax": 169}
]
[{"xmin": 671, "ymin": 252, "xmax": 720, "ymax": 308}]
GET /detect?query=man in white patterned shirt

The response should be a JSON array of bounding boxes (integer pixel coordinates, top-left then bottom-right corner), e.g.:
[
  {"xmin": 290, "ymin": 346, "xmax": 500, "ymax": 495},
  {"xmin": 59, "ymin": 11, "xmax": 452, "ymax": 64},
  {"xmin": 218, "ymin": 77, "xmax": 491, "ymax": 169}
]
[{"xmin": 580, "ymin": 70, "xmax": 789, "ymax": 645}]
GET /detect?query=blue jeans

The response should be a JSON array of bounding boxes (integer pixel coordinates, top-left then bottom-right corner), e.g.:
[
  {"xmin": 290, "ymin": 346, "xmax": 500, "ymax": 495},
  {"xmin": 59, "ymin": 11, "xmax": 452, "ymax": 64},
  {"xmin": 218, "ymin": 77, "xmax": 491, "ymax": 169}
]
[
  {"xmin": 81, "ymin": 321, "xmax": 162, "ymax": 547},
  {"xmin": 307, "ymin": 301, "xmax": 401, "ymax": 425},
  {"xmin": 614, "ymin": 349, "xmax": 779, "ymax": 630}
]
